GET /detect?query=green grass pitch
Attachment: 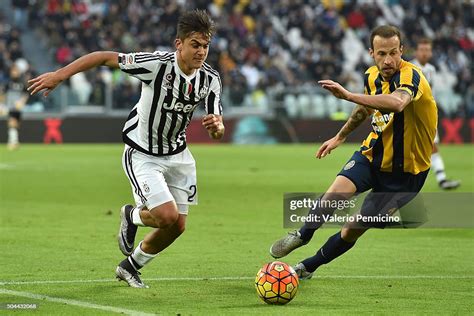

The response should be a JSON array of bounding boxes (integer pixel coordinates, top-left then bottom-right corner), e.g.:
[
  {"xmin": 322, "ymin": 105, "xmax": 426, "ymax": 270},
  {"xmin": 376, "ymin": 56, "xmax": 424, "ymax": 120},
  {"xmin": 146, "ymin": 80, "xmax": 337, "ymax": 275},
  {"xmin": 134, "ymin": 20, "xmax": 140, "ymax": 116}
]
[{"xmin": 0, "ymin": 144, "xmax": 473, "ymax": 315}]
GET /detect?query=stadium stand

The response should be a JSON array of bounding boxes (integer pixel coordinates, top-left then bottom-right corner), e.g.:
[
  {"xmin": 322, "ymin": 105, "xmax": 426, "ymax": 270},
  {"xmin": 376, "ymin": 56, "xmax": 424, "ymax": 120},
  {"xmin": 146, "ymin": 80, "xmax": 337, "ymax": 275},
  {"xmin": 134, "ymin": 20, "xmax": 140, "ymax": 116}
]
[{"xmin": 0, "ymin": 0, "xmax": 472, "ymax": 119}]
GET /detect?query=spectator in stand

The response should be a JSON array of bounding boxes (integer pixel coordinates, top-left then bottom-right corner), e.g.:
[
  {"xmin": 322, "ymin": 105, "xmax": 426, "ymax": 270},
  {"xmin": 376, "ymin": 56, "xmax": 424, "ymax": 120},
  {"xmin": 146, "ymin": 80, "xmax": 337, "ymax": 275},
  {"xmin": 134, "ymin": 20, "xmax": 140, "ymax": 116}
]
[
  {"xmin": 113, "ymin": 80, "xmax": 139, "ymax": 109},
  {"xmin": 88, "ymin": 71, "xmax": 107, "ymax": 106},
  {"xmin": 5, "ymin": 65, "xmax": 28, "ymax": 150},
  {"xmin": 227, "ymin": 69, "xmax": 248, "ymax": 107},
  {"xmin": 12, "ymin": 0, "xmax": 29, "ymax": 31},
  {"xmin": 20, "ymin": 0, "xmax": 471, "ymax": 116}
]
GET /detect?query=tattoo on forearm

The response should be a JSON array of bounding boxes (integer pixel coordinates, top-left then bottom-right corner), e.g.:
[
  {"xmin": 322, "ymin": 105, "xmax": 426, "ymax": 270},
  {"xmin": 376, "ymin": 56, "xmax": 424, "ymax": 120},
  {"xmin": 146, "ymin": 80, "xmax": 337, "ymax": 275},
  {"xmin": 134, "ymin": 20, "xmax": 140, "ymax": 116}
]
[
  {"xmin": 394, "ymin": 88, "xmax": 413, "ymax": 101},
  {"xmin": 338, "ymin": 105, "xmax": 370, "ymax": 138}
]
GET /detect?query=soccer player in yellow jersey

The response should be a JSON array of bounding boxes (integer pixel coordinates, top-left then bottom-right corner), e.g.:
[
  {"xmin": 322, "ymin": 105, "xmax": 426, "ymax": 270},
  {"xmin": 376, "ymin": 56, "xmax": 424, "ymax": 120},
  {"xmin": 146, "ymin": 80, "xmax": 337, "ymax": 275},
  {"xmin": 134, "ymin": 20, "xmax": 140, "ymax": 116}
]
[{"xmin": 270, "ymin": 25, "xmax": 437, "ymax": 279}]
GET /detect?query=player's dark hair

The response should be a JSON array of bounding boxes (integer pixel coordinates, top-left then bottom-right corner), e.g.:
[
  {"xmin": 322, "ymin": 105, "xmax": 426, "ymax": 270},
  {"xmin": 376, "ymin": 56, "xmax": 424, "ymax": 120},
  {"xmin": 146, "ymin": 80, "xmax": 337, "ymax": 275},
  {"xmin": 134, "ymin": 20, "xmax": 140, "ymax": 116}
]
[
  {"xmin": 417, "ymin": 37, "xmax": 432, "ymax": 47},
  {"xmin": 370, "ymin": 25, "xmax": 402, "ymax": 49},
  {"xmin": 177, "ymin": 9, "xmax": 216, "ymax": 40}
]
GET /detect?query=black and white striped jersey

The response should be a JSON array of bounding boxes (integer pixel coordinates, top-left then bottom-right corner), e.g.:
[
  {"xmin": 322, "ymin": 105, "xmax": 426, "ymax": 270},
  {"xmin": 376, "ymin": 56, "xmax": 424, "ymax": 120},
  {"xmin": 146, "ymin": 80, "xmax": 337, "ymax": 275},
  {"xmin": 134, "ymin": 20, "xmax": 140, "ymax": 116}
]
[
  {"xmin": 410, "ymin": 59, "xmax": 436, "ymax": 86},
  {"xmin": 118, "ymin": 51, "xmax": 222, "ymax": 156}
]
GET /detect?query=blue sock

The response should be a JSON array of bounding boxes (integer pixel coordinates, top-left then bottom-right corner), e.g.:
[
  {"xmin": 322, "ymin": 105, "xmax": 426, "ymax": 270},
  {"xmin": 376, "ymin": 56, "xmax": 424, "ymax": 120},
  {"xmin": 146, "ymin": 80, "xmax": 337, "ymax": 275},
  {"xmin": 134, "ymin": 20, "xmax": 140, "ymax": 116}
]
[
  {"xmin": 298, "ymin": 196, "xmax": 339, "ymax": 242},
  {"xmin": 301, "ymin": 231, "xmax": 355, "ymax": 272},
  {"xmin": 299, "ymin": 225, "xmax": 317, "ymax": 242}
]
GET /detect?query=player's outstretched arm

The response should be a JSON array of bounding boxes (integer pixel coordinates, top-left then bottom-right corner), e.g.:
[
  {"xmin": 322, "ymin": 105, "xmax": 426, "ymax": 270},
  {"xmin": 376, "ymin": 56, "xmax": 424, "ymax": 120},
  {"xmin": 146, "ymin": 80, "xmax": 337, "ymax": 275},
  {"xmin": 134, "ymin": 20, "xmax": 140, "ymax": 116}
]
[
  {"xmin": 318, "ymin": 79, "xmax": 412, "ymax": 113},
  {"xmin": 316, "ymin": 105, "xmax": 371, "ymax": 159},
  {"xmin": 202, "ymin": 114, "xmax": 225, "ymax": 140},
  {"xmin": 28, "ymin": 51, "xmax": 119, "ymax": 97}
]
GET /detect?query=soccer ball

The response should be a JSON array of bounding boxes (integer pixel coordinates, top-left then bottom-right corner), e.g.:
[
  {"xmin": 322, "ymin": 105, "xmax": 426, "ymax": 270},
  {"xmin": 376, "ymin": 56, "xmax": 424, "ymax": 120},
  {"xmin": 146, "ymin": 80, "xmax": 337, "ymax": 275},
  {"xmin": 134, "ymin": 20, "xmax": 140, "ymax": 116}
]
[{"xmin": 255, "ymin": 261, "xmax": 299, "ymax": 305}]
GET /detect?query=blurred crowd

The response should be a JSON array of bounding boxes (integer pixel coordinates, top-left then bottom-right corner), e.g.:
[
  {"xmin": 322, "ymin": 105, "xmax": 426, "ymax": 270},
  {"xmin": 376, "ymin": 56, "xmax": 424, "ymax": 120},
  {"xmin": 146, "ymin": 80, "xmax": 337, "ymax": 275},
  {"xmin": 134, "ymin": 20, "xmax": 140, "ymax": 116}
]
[
  {"xmin": 0, "ymin": 13, "xmax": 30, "ymax": 114},
  {"xmin": 1, "ymin": 0, "xmax": 473, "ymax": 118}
]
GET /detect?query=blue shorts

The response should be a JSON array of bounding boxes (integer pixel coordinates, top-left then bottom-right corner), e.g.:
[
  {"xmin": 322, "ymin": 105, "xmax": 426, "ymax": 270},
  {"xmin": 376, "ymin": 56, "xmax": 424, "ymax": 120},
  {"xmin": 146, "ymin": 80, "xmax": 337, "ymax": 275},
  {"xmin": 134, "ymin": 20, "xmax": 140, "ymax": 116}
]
[{"xmin": 338, "ymin": 151, "xmax": 429, "ymax": 228}]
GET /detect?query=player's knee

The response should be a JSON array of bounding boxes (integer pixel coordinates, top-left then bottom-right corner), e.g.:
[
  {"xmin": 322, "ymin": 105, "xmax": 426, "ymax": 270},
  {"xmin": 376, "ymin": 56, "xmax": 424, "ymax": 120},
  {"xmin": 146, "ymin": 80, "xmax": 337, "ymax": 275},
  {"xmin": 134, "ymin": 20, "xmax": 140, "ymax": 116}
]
[
  {"xmin": 158, "ymin": 209, "xmax": 179, "ymax": 228},
  {"xmin": 340, "ymin": 227, "xmax": 356, "ymax": 242},
  {"xmin": 341, "ymin": 225, "xmax": 367, "ymax": 243},
  {"xmin": 150, "ymin": 204, "xmax": 179, "ymax": 228},
  {"xmin": 326, "ymin": 177, "xmax": 356, "ymax": 198}
]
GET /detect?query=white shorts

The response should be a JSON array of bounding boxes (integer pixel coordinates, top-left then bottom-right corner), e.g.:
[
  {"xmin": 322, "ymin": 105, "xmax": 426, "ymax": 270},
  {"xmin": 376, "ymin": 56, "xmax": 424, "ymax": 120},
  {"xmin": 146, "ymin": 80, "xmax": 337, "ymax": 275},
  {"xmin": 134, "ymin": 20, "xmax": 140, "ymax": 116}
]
[{"xmin": 122, "ymin": 145, "xmax": 197, "ymax": 214}]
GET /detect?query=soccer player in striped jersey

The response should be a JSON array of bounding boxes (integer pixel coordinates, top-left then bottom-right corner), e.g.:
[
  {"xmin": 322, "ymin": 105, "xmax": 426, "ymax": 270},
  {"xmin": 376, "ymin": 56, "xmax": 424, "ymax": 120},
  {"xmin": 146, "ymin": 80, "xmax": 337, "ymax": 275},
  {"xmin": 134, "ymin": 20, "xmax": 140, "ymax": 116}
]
[
  {"xmin": 270, "ymin": 25, "xmax": 437, "ymax": 279},
  {"xmin": 28, "ymin": 10, "xmax": 224, "ymax": 288},
  {"xmin": 411, "ymin": 38, "xmax": 460, "ymax": 190}
]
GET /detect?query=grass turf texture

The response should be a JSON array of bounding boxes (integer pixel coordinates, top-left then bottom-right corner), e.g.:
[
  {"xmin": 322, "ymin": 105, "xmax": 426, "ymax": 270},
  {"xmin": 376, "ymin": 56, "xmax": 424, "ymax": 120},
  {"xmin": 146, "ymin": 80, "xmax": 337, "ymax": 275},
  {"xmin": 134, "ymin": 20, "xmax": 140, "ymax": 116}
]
[{"xmin": 1, "ymin": 144, "xmax": 473, "ymax": 315}]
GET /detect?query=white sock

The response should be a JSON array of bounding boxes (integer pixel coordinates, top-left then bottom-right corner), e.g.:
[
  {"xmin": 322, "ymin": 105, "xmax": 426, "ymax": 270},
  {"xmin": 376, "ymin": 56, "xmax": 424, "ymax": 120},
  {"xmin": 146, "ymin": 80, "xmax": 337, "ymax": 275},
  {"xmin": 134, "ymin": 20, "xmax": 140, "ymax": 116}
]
[
  {"xmin": 8, "ymin": 128, "xmax": 18, "ymax": 145},
  {"xmin": 131, "ymin": 208, "xmax": 145, "ymax": 227},
  {"xmin": 431, "ymin": 152, "xmax": 446, "ymax": 183},
  {"xmin": 129, "ymin": 241, "xmax": 158, "ymax": 270}
]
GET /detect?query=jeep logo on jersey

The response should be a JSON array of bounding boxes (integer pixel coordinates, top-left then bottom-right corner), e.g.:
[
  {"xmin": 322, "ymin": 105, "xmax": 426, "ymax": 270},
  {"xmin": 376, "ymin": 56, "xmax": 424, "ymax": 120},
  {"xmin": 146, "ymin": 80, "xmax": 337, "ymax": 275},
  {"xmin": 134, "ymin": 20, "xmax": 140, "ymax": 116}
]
[{"xmin": 163, "ymin": 98, "xmax": 199, "ymax": 113}]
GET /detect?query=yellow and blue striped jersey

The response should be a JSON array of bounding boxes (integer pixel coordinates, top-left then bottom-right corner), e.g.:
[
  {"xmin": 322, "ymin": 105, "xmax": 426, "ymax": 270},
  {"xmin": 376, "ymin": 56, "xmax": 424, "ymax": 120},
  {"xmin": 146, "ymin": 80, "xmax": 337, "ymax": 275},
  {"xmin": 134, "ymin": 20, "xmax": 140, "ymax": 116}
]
[{"xmin": 360, "ymin": 60, "xmax": 437, "ymax": 175}]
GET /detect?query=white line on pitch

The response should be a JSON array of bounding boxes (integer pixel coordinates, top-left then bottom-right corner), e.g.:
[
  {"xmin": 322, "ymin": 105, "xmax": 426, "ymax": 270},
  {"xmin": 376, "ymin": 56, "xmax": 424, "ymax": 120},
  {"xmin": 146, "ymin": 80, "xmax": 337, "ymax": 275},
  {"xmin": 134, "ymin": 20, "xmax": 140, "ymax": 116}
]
[
  {"xmin": 0, "ymin": 288, "xmax": 156, "ymax": 316},
  {"xmin": 0, "ymin": 276, "xmax": 252, "ymax": 286},
  {"xmin": 1, "ymin": 275, "xmax": 473, "ymax": 286}
]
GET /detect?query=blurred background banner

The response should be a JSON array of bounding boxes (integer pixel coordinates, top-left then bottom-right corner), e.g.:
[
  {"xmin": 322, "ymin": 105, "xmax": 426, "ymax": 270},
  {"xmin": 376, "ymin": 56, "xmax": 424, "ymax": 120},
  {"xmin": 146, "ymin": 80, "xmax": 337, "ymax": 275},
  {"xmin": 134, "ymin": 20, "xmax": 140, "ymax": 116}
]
[
  {"xmin": 0, "ymin": 0, "xmax": 472, "ymax": 143},
  {"xmin": 0, "ymin": 117, "xmax": 473, "ymax": 143}
]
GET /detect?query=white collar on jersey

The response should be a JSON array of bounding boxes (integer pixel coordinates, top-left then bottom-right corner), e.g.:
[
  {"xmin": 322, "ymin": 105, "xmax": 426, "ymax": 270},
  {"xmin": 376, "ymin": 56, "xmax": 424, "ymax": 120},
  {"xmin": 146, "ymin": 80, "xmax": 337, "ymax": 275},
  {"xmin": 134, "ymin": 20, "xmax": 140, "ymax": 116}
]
[{"xmin": 174, "ymin": 51, "xmax": 198, "ymax": 81}]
